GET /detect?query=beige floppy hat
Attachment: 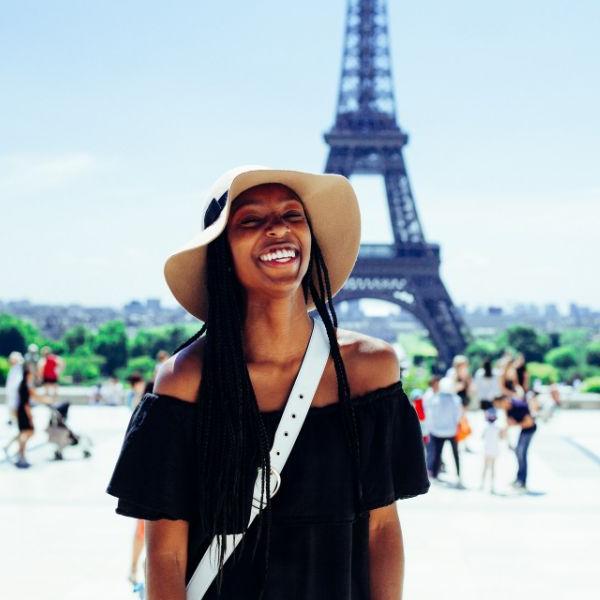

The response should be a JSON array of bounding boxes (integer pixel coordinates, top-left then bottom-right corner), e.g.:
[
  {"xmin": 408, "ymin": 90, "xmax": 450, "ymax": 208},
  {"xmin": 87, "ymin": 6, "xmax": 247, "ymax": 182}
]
[{"xmin": 164, "ymin": 165, "xmax": 361, "ymax": 321}]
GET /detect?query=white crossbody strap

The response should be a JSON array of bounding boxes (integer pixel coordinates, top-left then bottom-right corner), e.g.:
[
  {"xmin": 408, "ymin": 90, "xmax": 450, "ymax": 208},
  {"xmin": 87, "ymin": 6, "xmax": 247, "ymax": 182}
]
[{"xmin": 186, "ymin": 318, "xmax": 330, "ymax": 599}]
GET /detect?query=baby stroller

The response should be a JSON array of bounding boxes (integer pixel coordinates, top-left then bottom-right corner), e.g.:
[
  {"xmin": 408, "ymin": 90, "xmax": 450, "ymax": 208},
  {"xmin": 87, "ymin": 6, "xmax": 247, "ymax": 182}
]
[{"xmin": 46, "ymin": 402, "xmax": 93, "ymax": 460}]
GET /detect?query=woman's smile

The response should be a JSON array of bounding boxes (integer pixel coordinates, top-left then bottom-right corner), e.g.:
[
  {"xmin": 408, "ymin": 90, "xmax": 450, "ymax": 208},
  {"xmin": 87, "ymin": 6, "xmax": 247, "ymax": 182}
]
[{"xmin": 257, "ymin": 245, "xmax": 301, "ymax": 268}]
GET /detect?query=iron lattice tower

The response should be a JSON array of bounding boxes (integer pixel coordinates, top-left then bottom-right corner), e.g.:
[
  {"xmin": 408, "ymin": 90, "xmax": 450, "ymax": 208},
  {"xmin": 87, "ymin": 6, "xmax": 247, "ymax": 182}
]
[{"xmin": 325, "ymin": 0, "xmax": 469, "ymax": 369}]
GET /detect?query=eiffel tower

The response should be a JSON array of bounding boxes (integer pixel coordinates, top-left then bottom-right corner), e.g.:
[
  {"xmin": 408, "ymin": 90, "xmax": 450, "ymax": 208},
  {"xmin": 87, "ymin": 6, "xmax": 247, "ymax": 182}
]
[{"xmin": 325, "ymin": 0, "xmax": 469, "ymax": 369}]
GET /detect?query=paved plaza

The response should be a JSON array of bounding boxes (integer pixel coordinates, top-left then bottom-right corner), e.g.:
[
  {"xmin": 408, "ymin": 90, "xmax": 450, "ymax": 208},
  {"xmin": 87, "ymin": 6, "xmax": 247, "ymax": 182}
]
[{"xmin": 1, "ymin": 401, "xmax": 599, "ymax": 600}]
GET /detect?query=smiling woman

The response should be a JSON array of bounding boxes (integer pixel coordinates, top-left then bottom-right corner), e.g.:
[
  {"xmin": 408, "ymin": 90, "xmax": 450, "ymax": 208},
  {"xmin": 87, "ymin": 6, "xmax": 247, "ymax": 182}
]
[
  {"xmin": 106, "ymin": 165, "xmax": 430, "ymax": 600},
  {"xmin": 227, "ymin": 185, "xmax": 311, "ymax": 299}
]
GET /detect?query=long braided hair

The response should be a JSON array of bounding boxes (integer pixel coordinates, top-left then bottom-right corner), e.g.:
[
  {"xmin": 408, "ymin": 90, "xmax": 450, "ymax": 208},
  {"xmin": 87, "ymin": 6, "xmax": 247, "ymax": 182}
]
[{"xmin": 175, "ymin": 199, "xmax": 363, "ymax": 596}]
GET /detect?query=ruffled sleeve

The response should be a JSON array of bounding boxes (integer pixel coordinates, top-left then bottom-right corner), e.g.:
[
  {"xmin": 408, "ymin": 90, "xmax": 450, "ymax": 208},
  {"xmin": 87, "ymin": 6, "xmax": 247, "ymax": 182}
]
[
  {"xmin": 106, "ymin": 393, "xmax": 198, "ymax": 521},
  {"xmin": 357, "ymin": 382, "xmax": 430, "ymax": 511}
]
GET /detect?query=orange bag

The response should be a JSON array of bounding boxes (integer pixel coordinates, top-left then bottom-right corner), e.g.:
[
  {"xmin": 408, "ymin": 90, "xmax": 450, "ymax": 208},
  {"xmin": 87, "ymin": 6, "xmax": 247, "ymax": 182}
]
[{"xmin": 455, "ymin": 415, "xmax": 472, "ymax": 441}]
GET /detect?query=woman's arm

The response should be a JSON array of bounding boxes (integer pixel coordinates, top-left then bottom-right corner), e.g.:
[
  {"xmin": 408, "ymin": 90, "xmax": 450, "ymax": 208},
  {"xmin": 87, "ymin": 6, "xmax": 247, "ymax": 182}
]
[
  {"xmin": 146, "ymin": 519, "xmax": 189, "ymax": 600},
  {"xmin": 507, "ymin": 414, "xmax": 534, "ymax": 428},
  {"xmin": 369, "ymin": 503, "xmax": 404, "ymax": 600}
]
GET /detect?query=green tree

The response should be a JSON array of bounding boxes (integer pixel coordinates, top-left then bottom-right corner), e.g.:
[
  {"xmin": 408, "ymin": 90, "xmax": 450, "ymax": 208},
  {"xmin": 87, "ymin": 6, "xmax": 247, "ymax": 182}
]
[
  {"xmin": 585, "ymin": 342, "xmax": 600, "ymax": 367},
  {"xmin": 0, "ymin": 356, "xmax": 9, "ymax": 385},
  {"xmin": 63, "ymin": 353, "xmax": 104, "ymax": 384},
  {"xmin": 0, "ymin": 314, "xmax": 43, "ymax": 355},
  {"xmin": 92, "ymin": 320, "xmax": 128, "ymax": 376},
  {"xmin": 116, "ymin": 356, "xmax": 156, "ymax": 381},
  {"xmin": 497, "ymin": 325, "xmax": 550, "ymax": 363},
  {"xmin": 560, "ymin": 329, "xmax": 590, "ymax": 348},
  {"xmin": 129, "ymin": 324, "xmax": 197, "ymax": 358},
  {"xmin": 62, "ymin": 325, "xmax": 93, "ymax": 354},
  {"xmin": 527, "ymin": 362, "xmax": 559, "ymax": 384},
  {"xmin": 582, "ymin": 376, "xmax": 600, "ymax": 394},
  {"xmin": 545, "ymin": 346, "xmax": 578, "ymax": 369},
  {"xmin": 465, "ymin": 339, "xmax": 501, "ymax": 370}
]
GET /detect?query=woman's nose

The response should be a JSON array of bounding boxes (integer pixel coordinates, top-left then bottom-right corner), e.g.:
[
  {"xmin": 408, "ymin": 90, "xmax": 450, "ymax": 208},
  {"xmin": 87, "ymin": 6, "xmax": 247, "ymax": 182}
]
[{"xmin": 266, "ymin": 216, "xmax": 290, "ymax": 237}]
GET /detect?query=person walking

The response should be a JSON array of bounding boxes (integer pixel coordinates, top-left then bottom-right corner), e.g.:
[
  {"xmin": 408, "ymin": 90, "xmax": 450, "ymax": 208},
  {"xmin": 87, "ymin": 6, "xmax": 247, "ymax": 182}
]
[
  {"xmin": 106, "ymin": 166, "xmax": 429, "ymax": 600},
  {"xmin": 424, "ymin": 377, "xmax": 464, "ymax": 488},
  {"xmin": 5, "ymin": 364, "xmax": 50, "ymax": 468}
]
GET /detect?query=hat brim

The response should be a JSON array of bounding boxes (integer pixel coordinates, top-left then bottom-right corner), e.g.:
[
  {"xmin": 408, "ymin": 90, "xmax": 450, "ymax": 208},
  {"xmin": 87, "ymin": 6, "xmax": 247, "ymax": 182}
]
[{"xmin": 164, "ymin": 167, "xmax": 361, "ymax": 321}]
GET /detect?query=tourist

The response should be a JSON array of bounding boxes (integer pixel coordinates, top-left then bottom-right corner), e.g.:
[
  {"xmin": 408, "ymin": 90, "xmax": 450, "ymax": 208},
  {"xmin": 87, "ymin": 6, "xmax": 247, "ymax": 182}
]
[
  {"xmin": 8, "ymin": 365, "xmax": 50, "ymax": 468},
  {"xmin": 446, "ymin": 355, "xmax": 474, "ymax": 408},
  {"xmin": 106, "ymin": 166, "xmax": 429, "ymax": 598},
  {"xmin": 5, "ymin": 351, "xmax": 24, "ymax": 426},
  {"xmin": 38, "ymin": 346, "xmax": 65, "ymax": 400},
  {"xmin": 480, "ymin": 408, "xmax": 504, "ymax": 494},
  {"xmin": 24, "ymin": 343, "xmax": 40, "ymax": 386},
  {"xmin": 422, "ymin": 375, "xmax": 441, "ymax": 473},
  {"xmin": 500, "ymin": 354, "xmax": 525, "ymax": 399},
  {"xmin": 425, "ymin": 377, "xmax": 464, "ymax": 488},
  {"xmin": 473, "ymin": 358, "xmax": 500, "ymax": 411},
  {"xmin": 125, "ymin": 373, "xmax": 146, "ymax": 410},
  {"xmin": 409, "ymin": 388, "xmax": 429, "ymax": 445},
  {"xmin": 513, "ymin": 353, "xmax": 529, "ymax": 396},
  {"xmin": 498, "ymin": 394, "xmax": 537, "ymax": 491},
  {"xmin": 103, "ymin": 375, "xmax": 125, "ymax": 406}
]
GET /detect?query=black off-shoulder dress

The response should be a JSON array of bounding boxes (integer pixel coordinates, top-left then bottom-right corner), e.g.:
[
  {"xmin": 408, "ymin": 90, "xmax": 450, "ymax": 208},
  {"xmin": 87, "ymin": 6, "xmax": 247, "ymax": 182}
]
[{"xmin": 106, "ymin": 381, "xmax": 430, "ymax": 599}]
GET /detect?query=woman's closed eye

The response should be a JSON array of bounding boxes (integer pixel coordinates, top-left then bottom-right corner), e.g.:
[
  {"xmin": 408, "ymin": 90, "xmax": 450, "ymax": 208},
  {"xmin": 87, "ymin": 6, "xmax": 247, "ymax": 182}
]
[
  {"xmin": 240, "ymin": 216, "xmax": 261, "ymax": 225},
  {"xmin": 239, "ymin": 211, "xmax": 305, "ymax": 227},
  {"xmin": 283, "ymin": 210, "xmax": 305, "ymax": 221}
]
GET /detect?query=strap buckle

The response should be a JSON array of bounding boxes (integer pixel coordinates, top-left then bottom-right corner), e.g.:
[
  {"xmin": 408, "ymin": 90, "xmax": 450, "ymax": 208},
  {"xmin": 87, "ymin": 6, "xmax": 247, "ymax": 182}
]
[{"xmin": 251, "ymin": 466, "xmax": 281, "ymax": 509}]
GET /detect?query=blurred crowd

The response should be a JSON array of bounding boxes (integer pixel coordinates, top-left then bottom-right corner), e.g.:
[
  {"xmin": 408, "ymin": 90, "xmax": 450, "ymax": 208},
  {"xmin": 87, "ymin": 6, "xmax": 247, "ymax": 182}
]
[
  {"xmin": 2, "ymin": 347, "xmax": 170, "ymax": 472},
  {"xmin": 409, "ymin": 353, "xmax": 562, "ymax": 494},
  {"xmin": 2, "ymin": 346, "xmax": 171, "ymax": 594},
  {"xmin": 3, "ymin": 345, "xmax": 65, "ymax": 468}
]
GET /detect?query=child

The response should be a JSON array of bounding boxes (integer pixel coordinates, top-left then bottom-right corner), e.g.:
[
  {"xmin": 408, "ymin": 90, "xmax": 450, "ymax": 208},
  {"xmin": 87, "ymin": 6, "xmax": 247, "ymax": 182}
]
[{"xmin": 480, "ymin": 408, "xmax": 504, "ymax": 494}]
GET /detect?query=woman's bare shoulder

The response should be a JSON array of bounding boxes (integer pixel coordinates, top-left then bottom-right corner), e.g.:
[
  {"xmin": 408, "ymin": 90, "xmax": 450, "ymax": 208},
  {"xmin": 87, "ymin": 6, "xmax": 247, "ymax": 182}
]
[
  {"xmin": 336, "ymin": 327, "xmax": 400, "ymax": 397},
  {"xmin": 153, "ymin": 336, "xmax": 205, "ymax": 403}
]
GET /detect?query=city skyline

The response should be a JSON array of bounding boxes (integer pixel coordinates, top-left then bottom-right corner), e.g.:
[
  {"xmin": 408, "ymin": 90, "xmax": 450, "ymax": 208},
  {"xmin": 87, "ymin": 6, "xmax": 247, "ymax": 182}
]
[{"xmin": 1, "ymin": 1, "xmax": 599, "ymax": 310}]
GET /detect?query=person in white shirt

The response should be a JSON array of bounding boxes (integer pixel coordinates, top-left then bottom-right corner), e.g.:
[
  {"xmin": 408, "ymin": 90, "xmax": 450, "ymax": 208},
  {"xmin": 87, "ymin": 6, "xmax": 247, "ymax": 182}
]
[
  {"xmin": 5, "ymin": 352, "xmax": 24, "ymax": 425},
  {"xmin": 424, "ymin": 377, "xmax": 464, "ymax": 488},
  {"xmin": 474, "ymin": 359, "xmax": 500, "ymax": 411},
  {"xmin": 103, "ymin": 376, "xmax": 125, "ymax": 405},
  {"xmin": 480, "ymin": 408, "xmax": 505, "ymax": 494}
]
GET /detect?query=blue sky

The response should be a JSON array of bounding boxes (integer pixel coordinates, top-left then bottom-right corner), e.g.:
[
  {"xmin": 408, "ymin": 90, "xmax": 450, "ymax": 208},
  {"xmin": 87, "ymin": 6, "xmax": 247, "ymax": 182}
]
[{"xmin": 1, "ymin": 0, "xmax": 599, "ymax": 311}]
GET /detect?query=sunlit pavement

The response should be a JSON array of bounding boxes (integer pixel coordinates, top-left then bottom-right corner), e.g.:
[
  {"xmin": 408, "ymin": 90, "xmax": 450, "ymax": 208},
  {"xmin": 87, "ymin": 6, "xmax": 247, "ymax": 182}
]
[{"xmin": 1, "ymin": 403, "xmax": 599, "ymax": 600}]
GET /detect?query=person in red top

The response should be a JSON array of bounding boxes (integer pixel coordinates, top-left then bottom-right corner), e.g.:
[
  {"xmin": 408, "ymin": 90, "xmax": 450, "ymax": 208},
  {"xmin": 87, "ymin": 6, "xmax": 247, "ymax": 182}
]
[
  {"xmin": 409, "ymin": 389, "xmax": 429, "ymax": 443},
  {"xmin": 38, "ymin": 346, "xmax": 65, "ymax": 400}
]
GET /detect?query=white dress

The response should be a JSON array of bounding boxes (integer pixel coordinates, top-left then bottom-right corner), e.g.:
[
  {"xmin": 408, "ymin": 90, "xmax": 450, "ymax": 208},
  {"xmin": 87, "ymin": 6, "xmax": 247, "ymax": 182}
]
[{"xmin": 482, "ymin": 423, "xmax": 501, "ymax": 458}]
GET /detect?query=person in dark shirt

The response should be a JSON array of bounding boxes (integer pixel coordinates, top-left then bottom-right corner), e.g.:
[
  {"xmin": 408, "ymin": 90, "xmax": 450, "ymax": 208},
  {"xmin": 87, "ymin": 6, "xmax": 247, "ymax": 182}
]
[
  {"xmin": 499, "ymin": 395, "xmax": 537, "ymax": 490},
  {"xmin": 12, "ymin": 365, "xmax": 51, "ymax": 468},
  {"xmin": 106, "ymin": 167, "xmax": 430, "ymax": 600}
]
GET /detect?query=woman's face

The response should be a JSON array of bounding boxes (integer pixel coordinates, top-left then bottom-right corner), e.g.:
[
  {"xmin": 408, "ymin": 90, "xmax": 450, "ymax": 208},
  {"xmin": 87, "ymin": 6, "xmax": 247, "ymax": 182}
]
[{"xmin": 226, "ymin": 183, "xmax": 311, "ymax": 303}]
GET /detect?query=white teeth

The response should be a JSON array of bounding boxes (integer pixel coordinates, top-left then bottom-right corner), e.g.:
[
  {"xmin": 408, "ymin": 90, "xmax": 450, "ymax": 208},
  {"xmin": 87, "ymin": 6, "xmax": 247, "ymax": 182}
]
[{"xmin": 259, "ymin": 248, "xmax": 297, "ymax": 262}]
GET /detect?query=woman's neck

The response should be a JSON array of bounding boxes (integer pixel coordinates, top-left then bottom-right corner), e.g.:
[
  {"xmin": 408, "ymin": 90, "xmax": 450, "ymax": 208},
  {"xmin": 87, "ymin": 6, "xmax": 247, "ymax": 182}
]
[{"xmin": 242, "ymin": 292, "xmax": 314, "ymax": 364}]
